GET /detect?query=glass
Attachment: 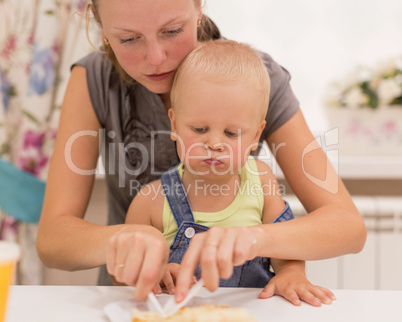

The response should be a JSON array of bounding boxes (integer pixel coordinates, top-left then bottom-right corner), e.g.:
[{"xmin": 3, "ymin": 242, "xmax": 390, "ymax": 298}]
[{"xmin": 0, "ymin": 241, "xmax": 20, "ymax": 322}]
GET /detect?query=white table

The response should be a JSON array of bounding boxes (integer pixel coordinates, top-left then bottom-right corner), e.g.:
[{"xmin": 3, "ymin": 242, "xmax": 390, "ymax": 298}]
[{"xmin": 6, "ymin": 286, "xmax": 402, "ymax": 322}]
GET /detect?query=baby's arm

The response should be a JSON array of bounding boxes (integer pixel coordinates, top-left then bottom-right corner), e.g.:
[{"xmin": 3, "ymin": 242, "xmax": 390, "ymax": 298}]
[
  {"xmin": 256, "ymin": 160, "xmax": 335, "ymax": 306},
  {"xmin": 125, "ymin": 180, "xmax": 165, "ymax": 229}
]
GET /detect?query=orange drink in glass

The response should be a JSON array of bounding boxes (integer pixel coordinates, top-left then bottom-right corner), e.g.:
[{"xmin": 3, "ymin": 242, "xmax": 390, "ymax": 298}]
[{"xmin": 0, "ymin": 241, "xmax": 20, "ymax": 322}]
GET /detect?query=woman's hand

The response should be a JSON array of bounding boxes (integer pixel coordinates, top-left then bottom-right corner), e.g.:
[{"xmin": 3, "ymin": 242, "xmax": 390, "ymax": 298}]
[
  {"xmin": 175, "ymin": 226, "xmax": 258, "ymax": 302},
  {"xmin": 106, "ymin": 225, "xmax": 169, "ymax": 301},
  {"xmin": 259, "ymin": 260, "xmax": 336, "ymax": 306}
]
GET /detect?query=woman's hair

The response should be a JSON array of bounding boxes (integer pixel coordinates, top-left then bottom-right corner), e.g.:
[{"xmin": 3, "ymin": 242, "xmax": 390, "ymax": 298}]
[
  {"xmin": 171, "ymin": 40, "xmax": 271, "ymax": 120},
  {"xmin": 86, "ymin": 0, "xmax": 221, "ymax": 85}
]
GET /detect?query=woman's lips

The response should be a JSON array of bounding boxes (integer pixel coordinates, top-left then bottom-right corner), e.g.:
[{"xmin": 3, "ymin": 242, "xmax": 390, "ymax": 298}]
[{"xmin": 146, "ymin": 70, "xmax": 174, "ymax": 82}]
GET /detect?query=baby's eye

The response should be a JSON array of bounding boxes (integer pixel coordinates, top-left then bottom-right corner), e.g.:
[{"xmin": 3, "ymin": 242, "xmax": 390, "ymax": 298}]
[
  {"xmin": 225, "ymin": 130, "xmax": 239, "ymax": 137},
  {"xmin": 192, "ymin": 127, "xmax": 208, "ymax": 133}
]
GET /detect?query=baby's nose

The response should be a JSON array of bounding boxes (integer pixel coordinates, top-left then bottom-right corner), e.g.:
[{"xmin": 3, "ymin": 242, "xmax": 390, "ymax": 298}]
[{"xmin": 206, "ymin": 142, "xmax": 225, "ymax": 152}]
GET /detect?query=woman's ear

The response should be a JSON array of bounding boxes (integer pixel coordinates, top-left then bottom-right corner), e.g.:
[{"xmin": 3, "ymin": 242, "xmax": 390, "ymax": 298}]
[
  {"xmin": 168, "ymin": 108, "xmax": 177, "ymax": 141},
  {"xmin": 250, "ymin": 120, "xmax": 266, "ymax": 151}
]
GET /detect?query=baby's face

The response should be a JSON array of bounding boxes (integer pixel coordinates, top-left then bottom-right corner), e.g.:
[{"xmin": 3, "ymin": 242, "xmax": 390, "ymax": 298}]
[{"xmin": 169, "ymin": 77, "xmax": 265, "ymax": 178}]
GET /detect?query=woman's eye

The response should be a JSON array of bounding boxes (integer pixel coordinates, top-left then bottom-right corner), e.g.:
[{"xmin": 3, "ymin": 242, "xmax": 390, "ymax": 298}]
[
  {"xmin": 120, "ymin": 37, "xmax": 137, "ymax": 44},
  {"xmin": 165, "ymin": 27, "xmax": 183, "ymax": 37},
  {"xmin": 225, "ymin": 130, "xmax": 239, "ymax": 137}
]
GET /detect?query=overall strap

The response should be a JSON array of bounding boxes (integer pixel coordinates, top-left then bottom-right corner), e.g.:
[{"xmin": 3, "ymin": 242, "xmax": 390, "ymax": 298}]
[{"xmin": 161, "ymin": 166, "xmax": 195, "ymax": 227}]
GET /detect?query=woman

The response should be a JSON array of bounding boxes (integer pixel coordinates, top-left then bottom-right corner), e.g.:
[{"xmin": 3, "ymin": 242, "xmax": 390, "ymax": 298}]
[{"xmin": 37, "ymin": 0, "xmax": 366, "ymax": 301}]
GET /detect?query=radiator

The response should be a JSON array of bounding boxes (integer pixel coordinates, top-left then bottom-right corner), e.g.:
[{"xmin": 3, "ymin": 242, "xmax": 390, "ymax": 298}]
[{"xmin": 286, "ymin": 196, "xmax": 402, "ymax": 290}]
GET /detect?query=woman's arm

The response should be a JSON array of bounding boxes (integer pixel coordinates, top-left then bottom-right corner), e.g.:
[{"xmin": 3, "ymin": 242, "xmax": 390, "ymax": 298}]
[
  {"xmin": 253, "ymin": 109, "xmax": 367, "ymax": 260},
  {"xmin": 36, "ymin": 67, "xmax": 160, "ymax": 272}
]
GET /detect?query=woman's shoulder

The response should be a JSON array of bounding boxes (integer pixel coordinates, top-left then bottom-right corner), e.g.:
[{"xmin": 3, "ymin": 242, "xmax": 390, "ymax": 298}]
[
  {"xmin": 72, "ymin": 51, "xmax": 112, "ymax": 71},
  {"xmin": 255, "ymin": 49, "xmax": 292, "ymax": 82}
]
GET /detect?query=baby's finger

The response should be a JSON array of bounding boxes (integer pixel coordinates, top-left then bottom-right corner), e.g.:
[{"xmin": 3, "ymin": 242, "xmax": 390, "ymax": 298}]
[
  {"xmin": 282, "ymin": 289, "xmax": 302, "ymax": 306},
  {"xmin": 322, "ymin": 287, "xmax": 337, "ymax": 301},
  {"xmin": 297, "ymin": 288, "xmax": 321, "ymax": 307},
  {"xmin": 258, "ymin": 282, "xmax": 275, "ymax": 299},
  {"xmin": 308, "ymin": 286, "xmax": 334, "ymax": 305},
  {"xmin": 162, "ymin": 271, "xmax": 176, "ymax": 295},
  {"xmin": 152, "ymin": 284, "xmax": 162, "ymax": 295}
]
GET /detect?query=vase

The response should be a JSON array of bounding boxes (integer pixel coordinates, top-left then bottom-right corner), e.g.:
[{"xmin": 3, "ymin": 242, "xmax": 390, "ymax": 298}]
[{"xmin": 326, "ymin": 106, "xmax": 402, "ymax": 156}]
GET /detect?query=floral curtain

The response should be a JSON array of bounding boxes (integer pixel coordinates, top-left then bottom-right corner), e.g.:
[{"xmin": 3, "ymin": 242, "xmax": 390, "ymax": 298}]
[{"xmin": 0, "ymin": 0, "xmax": 98, "ymax": 284}]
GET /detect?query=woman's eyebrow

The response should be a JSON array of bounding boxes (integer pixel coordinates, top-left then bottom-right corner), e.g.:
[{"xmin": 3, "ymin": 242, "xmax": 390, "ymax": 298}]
[{"xmin": 109, "ymin": 15, "xmax": 188, "ymax": 33}]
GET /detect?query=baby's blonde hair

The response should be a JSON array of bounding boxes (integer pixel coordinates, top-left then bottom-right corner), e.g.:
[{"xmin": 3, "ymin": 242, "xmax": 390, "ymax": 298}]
[{"xmin": 171, "ymin": 39, "xmax": 270, "ymax": 120}]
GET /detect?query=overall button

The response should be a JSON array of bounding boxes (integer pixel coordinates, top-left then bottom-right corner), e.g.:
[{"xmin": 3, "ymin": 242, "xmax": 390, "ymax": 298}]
[{"xmin": 185, "ymin": 227, "xmax": 195, "ymax": 238}]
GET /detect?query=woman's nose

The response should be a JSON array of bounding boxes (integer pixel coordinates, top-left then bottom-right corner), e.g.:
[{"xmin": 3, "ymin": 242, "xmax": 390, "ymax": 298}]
[{"xmin": 145, "ymin": 41, "xmax": 167, "ymax": 66}]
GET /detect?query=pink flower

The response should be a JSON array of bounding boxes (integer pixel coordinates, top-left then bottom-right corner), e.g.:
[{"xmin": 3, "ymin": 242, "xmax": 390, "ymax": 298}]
[
  {"xmin": 0, "ymin": 216, "xmax": 19, "ymax": 240},
  {"xmin": 51, "ymin": 39, "xmax": 60, "ymax": 55},
  {"xmin": 1, "ymin": 34, "xmax": 17, "ymax": 59},
  {"xmin": 18, "ymin": 148, "xmax": 48, "ymax": 176},
  {"xmin": 27, "ymin": 32, "xmax": 35, "ymax": 46},
  {"xmin": 382, "ymin": 121, "xmax": 397, "ymax": 135},
  {"xmin": 77, "ymin": 0, "xmax": 87, "ymax": 12},
  {"xmin": 23, "ymin": 130, "xmax": 45, "ymax": 149},
  {"xmin": 346, "ymin": 120, "xmax": 360, "ymax": 135}
]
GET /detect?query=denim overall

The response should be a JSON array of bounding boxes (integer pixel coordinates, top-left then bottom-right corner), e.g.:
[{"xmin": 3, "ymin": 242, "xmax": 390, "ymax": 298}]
[{"xmin": 161, "ymin": 166, "xmax": 295, "ymax": 288}]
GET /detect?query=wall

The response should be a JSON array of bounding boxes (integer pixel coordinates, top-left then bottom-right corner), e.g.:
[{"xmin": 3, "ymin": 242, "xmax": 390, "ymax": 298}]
[{"xmin": 204, "ymin": 0, "xmax": 402, "ymax": 134}]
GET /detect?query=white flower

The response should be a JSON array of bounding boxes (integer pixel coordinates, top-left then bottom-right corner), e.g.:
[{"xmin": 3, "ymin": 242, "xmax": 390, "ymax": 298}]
[
  {"xmin": 377, "ymin": 78, "xmax": 402, "ymax": 105},
  {"xmin": 343, "ymin": 87, "xmax": 368, "ymax": 109}
]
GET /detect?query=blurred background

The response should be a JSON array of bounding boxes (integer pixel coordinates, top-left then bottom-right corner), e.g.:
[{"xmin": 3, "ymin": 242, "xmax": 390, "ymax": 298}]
[
  {"xmin": 206, "ymin": 0, "xmax": 402, "ymax": 134},
  {"xmin": 1, "ymin": 0, "xmax": 401, "ymax": 290}
]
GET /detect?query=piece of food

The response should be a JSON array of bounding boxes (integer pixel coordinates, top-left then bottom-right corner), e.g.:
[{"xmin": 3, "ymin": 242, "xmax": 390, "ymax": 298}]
[{"xmin": 132, "ymin": 304, "xmax": 257, "ymax": 322}]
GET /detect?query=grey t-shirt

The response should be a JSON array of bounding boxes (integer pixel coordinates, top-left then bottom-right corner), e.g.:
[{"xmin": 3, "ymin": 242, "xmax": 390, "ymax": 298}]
[{"xmin": 72, "ymin": 49, "xmax": 299, "ymax": 285}]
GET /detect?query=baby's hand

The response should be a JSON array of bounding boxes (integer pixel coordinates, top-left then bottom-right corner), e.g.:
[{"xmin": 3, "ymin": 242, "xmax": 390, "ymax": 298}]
[
  {"xmin": 259, "ymin": 265, "xmax": 336, "ymax": 307},
  {"xmin": 154, "ymin": 263, "xmax": 197, "ymax": 295}
]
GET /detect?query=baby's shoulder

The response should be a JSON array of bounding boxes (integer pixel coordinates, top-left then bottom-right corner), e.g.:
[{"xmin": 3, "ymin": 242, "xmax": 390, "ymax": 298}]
[
  {"xmin": 137, "ymin": 179, "xmax": 166, "ymax": 203},
  {"xmin": 252, "ymin": 159, "xmax": 277, "ymax": 184}
]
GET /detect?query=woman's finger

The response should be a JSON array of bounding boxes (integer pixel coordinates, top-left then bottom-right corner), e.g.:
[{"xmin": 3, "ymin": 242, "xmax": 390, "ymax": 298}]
[
  {"xmin": 121, "ymin": 237, "xmax": 146, "ymax": 286},
  {"xmin": 232, "ymin": 228, "xmax": 255, "ymax": 266},
  {"xmin": 111, "ymin": 234, "xmax": 131, "ymax": 281},
  {"xmin": 216, "ymin": 229, "xmax": 236, "ymax": 279},
  {"xmin": 134, "ymin": 237, "xmax": 168, "ymax": 301},
  {"xmin": 199, "ymin": 227, "xmax": 224, "ymax": 291},
  {"xmin": 106, "ymin": 233, "xmax": 118, "ymax": 274},
  {"xmin": 175, "ymin": 233, "xmax": 206, "ymax": 302}
]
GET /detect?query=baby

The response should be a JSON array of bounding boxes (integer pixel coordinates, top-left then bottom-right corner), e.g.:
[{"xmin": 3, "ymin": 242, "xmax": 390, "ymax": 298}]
[{"xmin": 126, "ymin": 40, "xmax": 333, "ymax": 306}]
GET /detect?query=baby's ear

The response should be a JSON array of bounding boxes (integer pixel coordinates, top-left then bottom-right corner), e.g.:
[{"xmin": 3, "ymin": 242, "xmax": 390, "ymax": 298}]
[
  {"xmin": 250, "ymin": 120, "xmax": 266, "ymax": 151},
  {"xmin": 168, "ymin": 108, "xmax": 177, "ymax": 141}
]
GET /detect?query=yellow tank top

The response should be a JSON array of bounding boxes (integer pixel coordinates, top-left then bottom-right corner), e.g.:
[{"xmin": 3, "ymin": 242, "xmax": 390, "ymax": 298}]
[{"xmin": 162, "ymin": 156, "xmax": 264, "ymax": 245}]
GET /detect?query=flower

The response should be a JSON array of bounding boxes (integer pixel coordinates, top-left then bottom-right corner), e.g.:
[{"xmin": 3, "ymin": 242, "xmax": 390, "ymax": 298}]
[
  {"xmin": 28, "ymin": 43, "xmax": 55, "ymax": 95},
  {"xmin": 17, "ymin": 130, "xmax": 49, "ymax": 176},
  {"xmin": 327, "ymin": 57, "xmax": 402, "ymax": 109},
  {"xmin": 1, "ymin": 34, "xmax": 17, "ymax": 60},
  {"xmin": 23, "ymin": 130, "xmax": 45, "ymax": 149}
]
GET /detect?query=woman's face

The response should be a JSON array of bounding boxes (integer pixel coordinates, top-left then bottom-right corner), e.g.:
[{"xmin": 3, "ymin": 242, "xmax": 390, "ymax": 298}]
[{"xmin": 99, "ymin": 0, "xmax": 202, "ymax": 94}]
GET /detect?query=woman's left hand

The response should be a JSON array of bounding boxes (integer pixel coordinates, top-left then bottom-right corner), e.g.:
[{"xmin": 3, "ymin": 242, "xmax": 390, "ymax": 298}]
[
  {"xmin": 175, "ymin": 226, "xmax": 258, "ymax": 302},
  {"xmin": 259, "ymin": 263, "xmax": 336, "ymax": 306}
]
